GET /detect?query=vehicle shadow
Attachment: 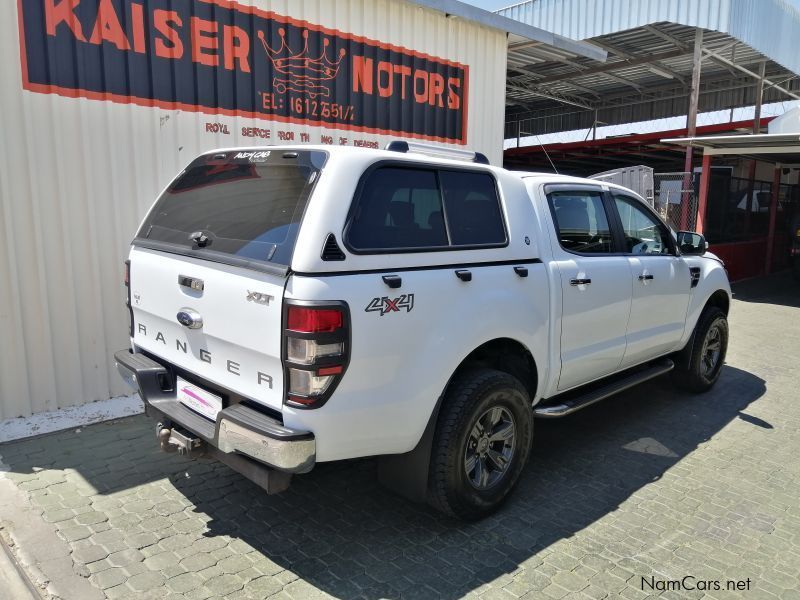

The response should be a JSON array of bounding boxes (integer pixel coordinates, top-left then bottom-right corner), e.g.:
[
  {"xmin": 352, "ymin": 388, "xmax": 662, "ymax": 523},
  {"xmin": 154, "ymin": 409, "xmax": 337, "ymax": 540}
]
[
  {"xmin": 731, "ymin": 270, "xmax": 800, "ymax": 308},
  {"xmin": 0, "ymin": 365, "xmax": 766, "ymax": 599},
  {"xmin": 176, "ymin": 364, "xmax": 766, "ymax": 598}
]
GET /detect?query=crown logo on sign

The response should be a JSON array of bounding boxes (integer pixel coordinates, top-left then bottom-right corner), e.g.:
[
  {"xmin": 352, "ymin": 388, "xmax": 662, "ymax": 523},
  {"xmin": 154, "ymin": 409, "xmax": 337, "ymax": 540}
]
[{"xmin": 258, "ymin": 28, "xmax": 346, "ymax": 99}]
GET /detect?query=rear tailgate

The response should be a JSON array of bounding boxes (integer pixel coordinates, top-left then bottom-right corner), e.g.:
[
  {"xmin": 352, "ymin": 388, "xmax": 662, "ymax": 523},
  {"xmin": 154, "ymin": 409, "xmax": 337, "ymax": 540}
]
[
  {"xmin": 130, "ymin": 248, "xmax": 286, "ymax": 410},
  {"xmin": 128, "ymin": 148, "xmax": 327, "ymax": 412}
]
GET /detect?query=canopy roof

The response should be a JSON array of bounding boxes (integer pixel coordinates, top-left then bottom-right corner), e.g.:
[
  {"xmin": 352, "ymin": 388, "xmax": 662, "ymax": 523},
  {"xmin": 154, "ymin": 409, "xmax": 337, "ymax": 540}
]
[
  {"xmin": 498, "ymin": 0, "xmax": 800, "ymax": 137},
  {"xmin": 663, "ymin": 133, "xmax": 800, "ymax": 165},
  {"xmin": 410, "ymin": 0, "xmax": 607, "ymax": 62}
]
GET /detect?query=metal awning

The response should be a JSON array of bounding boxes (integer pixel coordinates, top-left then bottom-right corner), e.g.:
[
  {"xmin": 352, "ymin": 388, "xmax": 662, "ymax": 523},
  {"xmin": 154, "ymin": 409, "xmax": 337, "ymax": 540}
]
[
  {"xmin": 499, "ymin": 0, "xmax": 800, "ymax": 138},
  {"xmin": 410, "ymin": 0, "xmax": 607, "ymax": 61},
  {"xmin": 662, "ymin": 133, "xmax": 800, "ymax": 165}
]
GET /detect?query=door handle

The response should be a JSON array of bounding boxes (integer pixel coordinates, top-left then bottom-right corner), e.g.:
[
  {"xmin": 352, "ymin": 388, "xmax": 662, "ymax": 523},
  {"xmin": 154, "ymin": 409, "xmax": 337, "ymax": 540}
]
[
  {"xmin": 455, "ymin": 270, "xmax": 472, "ymax": 282},
  {"xmin": 382, "ymin": 274, "xmax": 402, "ymax": 289},
  {"xmin": 638, "ymin": 274, "xmax": 654, "ymax": 281},
  {"xmin": 513, "ymin": 266, "xmax": 529, "ymax": 278},
  {"xmin": 569, "ymin": 278, "xmax": 592, "ymax": 286}
]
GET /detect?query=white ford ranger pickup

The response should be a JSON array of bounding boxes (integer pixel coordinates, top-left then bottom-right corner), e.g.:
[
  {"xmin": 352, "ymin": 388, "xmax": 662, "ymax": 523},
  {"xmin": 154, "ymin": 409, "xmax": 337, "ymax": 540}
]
[{"xmin": 115, "ymin": 142, "xmax": 730, "ymax": 519}]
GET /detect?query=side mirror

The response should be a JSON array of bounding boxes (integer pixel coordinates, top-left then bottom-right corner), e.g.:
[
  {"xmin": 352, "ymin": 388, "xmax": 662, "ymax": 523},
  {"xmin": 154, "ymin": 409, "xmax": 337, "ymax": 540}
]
[{"xmin": 677, "ymin": 231, "xmax": 707, "ymax": 255}]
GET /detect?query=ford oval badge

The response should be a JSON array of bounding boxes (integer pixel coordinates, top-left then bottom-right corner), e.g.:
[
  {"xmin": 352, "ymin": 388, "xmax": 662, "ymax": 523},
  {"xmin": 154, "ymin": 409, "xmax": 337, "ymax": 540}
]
[{"xmin": 176, "ymin": 308, "xmax": 203, "ymax": 329}]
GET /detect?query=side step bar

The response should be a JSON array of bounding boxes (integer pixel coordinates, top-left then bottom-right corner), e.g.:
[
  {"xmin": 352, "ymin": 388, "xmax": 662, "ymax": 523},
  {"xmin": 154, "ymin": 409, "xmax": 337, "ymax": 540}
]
[{"xmin": 533, "ymin": 358, "xmax": 674, "ymax": 418}]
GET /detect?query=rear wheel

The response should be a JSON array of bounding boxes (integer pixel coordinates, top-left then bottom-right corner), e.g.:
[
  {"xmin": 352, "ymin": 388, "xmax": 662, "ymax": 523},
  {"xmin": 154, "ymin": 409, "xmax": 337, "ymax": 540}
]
[
  {"xmin": 428, "ymin": 369, "xmax": 533, "ymax": 520},
  {"xmin": 672, "ymin": 306, "xmax": 728, "ymax": 393}
]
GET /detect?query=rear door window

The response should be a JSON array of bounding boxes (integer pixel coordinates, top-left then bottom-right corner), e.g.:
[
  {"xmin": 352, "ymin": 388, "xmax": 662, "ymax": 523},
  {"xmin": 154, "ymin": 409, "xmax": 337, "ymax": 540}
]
[
  {"xmin": 136, "ymin": 150, "xmax": 326, "ymax": 267},
  {"xmin": 346, "ymin": 165, "xmax": 506, "ymax": 252}
]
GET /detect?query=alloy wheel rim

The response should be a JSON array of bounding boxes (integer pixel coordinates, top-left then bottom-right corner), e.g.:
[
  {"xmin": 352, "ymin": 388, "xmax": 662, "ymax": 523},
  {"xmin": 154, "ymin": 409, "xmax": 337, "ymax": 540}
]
[
  {"xmin": 701, "ymin": 323, "xmax": 722, "ymax": 377},
  {"xmin": 464, "ymin": 406, "xmax": 516, "ymax": 490}
]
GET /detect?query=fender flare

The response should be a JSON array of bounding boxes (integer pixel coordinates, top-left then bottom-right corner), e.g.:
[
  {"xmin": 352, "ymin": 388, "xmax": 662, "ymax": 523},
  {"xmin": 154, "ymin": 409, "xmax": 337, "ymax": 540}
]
[{"xmin": 377, "ymin": 338, "xmax": 538, "ymax": 503}]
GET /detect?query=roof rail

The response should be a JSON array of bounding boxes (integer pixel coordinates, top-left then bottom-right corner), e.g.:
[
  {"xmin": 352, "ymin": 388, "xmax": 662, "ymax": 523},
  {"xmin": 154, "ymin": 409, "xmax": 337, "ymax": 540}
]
[{"xmin": 385, "ymin": 141, "xmax": 490, "ymax": 165}]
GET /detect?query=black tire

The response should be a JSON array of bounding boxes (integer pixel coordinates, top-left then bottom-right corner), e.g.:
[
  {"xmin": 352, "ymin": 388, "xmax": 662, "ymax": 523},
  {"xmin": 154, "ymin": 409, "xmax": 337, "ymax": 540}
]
[
  {"xmin": 428, "ymin": 368, "xmax": 533, "ymax": 520},
  {"xmin": 672, "ymin": 306, "xmax": 728, "ymax": 393}
]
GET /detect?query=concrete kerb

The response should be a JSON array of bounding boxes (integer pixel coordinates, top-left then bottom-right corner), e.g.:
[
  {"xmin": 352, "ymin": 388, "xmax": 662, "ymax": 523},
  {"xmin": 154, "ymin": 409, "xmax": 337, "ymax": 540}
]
[
  {"xmin": 0, "ymin": 530, "xmax": 39, "ymax": 600},
  {"xmin": 0, "ymin": 458, "xmax": 104, "ymax": 600}
]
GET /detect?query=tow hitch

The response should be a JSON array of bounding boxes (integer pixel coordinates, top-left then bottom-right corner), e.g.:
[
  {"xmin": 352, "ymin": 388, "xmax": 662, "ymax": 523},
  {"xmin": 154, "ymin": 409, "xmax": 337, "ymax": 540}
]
[
  {"xmin": 158, "ymin": 425, "xmax": 205, "ymax": 457},
  {"xmin": 155, "ymin": 422, "xmax": 292, "ymax": 494}
]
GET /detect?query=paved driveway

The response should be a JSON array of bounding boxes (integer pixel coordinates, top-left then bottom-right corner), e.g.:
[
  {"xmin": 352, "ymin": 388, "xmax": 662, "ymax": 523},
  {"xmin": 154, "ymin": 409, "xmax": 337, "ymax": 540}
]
[{"xmin": 1, "ymin": 273, "xmax": 799, "ymax": 600}]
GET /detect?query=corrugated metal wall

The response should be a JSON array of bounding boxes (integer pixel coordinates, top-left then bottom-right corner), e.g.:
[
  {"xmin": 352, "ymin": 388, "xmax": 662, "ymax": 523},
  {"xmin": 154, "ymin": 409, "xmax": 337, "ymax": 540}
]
[
  {"xmin": 0, "ymin": 0, "xmax": 507, "ymax": 419},
  {"xmin": 499, "ymin": 0, "xmax": 800, "ymax": 75}
]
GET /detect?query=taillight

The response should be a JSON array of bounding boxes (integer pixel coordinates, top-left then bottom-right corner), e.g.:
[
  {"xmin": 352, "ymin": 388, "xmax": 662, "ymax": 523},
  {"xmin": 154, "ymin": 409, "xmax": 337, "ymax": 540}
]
[
  {"xmin": 124, "ymin": 259, "xmax": 133, "ymax": 336},
  {"xmin": 283, "ymin": 302, "xmax": 349, "ymax": 409},
  {"xmin": 287, "ymin": 307, "xmax": 343, "ymax": 333}
]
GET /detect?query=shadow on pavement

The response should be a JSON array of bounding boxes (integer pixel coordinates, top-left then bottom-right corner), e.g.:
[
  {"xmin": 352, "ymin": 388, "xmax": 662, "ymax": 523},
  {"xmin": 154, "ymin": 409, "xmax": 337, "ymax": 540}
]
[
  {"xmin": 0, "ymin": 365, "xmax": 766, "ymax": 598},
  {"xmin": 731, "ymin": 270, "xmax": 800, "ymax": 308}
]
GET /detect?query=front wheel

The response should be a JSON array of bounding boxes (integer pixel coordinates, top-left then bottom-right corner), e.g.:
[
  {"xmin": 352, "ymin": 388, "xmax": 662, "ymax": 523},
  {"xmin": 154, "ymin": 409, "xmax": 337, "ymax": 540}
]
[
  {"xmin": 672, "ymin": 306, "xmax": 729, "ymax": 393},
  {"xmin": 428, "ymin": 369, "xmax": 533, "ymax": 520}
]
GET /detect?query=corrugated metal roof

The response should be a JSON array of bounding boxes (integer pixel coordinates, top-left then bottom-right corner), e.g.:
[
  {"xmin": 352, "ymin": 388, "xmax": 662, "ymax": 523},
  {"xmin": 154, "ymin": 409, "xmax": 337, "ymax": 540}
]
[
  {"xmin": 498, "ymin": 0, "xmax": 800, "ymax": 74},
  {"xmin": 498, "ymin": 1, "xmax": 800, "ymax": 138},
  {"xmin": 410, "ymin": 0, "xmax": 607, "ymax": 59}
]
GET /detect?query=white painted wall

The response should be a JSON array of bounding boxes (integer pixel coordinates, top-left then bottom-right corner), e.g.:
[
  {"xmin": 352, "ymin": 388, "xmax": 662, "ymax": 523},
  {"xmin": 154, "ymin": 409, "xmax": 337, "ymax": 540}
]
[{"xmin": 0, "ymin": 0, "xmax": 507, "ymax": 419}]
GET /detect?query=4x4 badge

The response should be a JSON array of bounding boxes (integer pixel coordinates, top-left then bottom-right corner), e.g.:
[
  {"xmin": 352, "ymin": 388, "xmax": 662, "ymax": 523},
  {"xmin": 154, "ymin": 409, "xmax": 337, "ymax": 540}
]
[{"xmin": 365, "ymin": 294, "xmax": 415, "ymax": 316}]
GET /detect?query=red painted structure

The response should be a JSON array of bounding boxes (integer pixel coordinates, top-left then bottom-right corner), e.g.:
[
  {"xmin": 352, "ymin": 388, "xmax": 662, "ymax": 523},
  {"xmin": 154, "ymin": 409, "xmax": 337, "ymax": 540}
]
[
  {"xmin": 504, "ymin": 117, "xmax": 793, "ymax": 282},
  {"xmin": 504, "ymin": 118, "xmax": 775, "ymax": 174},
  {"xmin": 694, "ymin": 159, "xmax": 785, "ymax": 282}
]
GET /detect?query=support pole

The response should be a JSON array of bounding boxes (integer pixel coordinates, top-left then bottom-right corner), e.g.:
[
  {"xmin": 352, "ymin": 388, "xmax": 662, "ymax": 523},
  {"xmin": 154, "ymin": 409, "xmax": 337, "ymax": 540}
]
[
  {"xmin": 745, "ymin": 61, "xmax": 766, "ymax": 234},
  {"xmin": 752, "ymin": 60, "xmax": 765, "ymax": 131},
  {"xmin": 765, "ymin": 165, "xmax": 782, "ymax": 275},
  {"xmin": 696, "ymin": 153, "xmax": 712, "ymax": 235},
  {"xmin": 681, "ymin": 29, "xmax": 703, "ymax": 230}
]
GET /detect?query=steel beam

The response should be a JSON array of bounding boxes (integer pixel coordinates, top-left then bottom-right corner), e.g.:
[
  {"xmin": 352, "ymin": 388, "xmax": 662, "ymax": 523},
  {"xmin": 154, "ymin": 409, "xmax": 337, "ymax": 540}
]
[
  {"xmin": 643, "ymin": 24, "xmax": 688, "ymax": 51},
  {"xmin": 526, "ymin": 49, "xmax": 687, "ymax": 85},
  {"xmin": 590, "ymin": 39, "xmax": 686, "ymax": 84},
  {"xmin": 745, "ymin": 61, "xmax": 766, "ymax": 233},
  {"xmin": 681, "ymin": 29, "xmax": 703, "ymax": 230},
  {"xmin": 506, "ymin": 84, "xmax": 594, "ymax": 110},
  {"xmin": 701, "ymin": 49, "xmax": 800, "ymax": 100}
]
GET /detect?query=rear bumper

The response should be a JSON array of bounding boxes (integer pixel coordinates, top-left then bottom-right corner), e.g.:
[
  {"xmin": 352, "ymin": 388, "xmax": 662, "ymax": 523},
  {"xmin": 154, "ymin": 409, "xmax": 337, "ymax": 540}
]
[{"xmin": 114, "ymin": 349, "xmax": 315, "ymax": 473}]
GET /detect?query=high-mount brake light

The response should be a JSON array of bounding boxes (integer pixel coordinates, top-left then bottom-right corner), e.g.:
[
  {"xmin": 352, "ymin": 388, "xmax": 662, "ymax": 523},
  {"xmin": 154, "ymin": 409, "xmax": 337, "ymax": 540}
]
[
  {"xmin": 286, "ymin": 306, "xmax": 343, "ymax": 333},
  {"xmin": 283, "ymin": 303, "xmax": 349, "ymax": 409}
]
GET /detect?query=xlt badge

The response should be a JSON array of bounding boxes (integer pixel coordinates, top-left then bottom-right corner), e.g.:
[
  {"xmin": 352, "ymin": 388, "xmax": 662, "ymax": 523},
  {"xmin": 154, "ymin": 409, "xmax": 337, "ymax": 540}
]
[{"xmin": 247, "ymin": 291, "xmax": 274, "ymax": 305}]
